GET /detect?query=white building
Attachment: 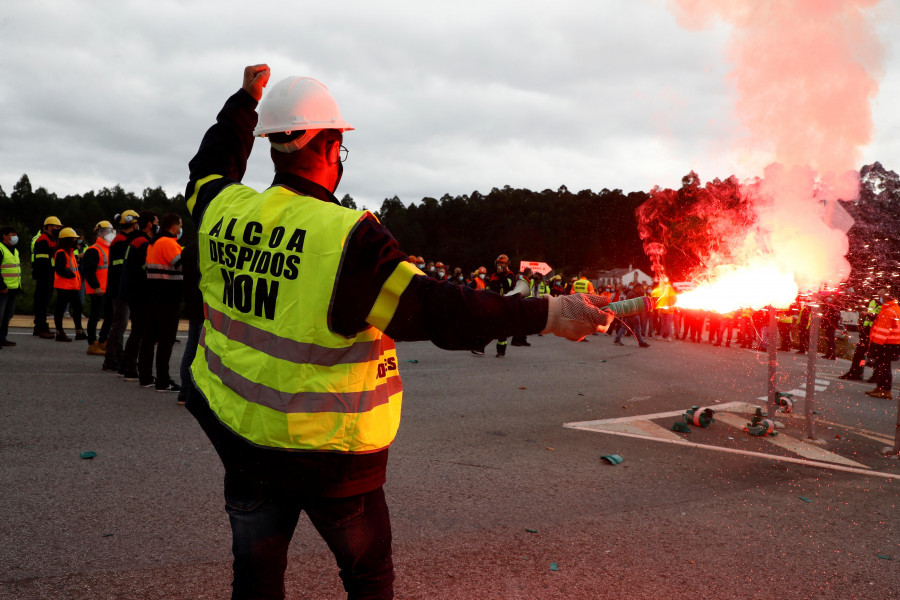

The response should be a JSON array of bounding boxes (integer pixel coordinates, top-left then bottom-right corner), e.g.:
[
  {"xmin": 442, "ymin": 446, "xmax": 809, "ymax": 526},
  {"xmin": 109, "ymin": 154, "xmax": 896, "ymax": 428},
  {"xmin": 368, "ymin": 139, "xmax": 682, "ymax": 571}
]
[{"xmin": 593, "ymin": 265, "xmax": 653, "ymax": 289}]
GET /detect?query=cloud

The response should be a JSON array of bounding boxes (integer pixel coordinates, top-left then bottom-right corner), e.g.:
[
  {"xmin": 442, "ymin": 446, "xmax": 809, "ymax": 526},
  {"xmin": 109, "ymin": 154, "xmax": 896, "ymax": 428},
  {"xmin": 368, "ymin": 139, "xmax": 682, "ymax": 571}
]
[{"xmin": 0, "ymin": 0, "xmax": 895, "ymax": 213}]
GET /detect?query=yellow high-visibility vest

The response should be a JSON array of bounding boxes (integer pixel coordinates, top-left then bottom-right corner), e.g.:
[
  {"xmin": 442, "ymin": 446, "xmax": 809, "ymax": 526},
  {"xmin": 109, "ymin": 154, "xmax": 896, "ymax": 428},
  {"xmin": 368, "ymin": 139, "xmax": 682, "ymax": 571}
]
[
  {"xmin": 0, "ymin": 243, "xmax": 21, "ymax": 290},
  {"xmin": 572, "ymin": 278, "xmax": 593, "ymax": 294},
  {"xmin": 192, "ymin": 184, "xmax": 403, "ymax": 453}
]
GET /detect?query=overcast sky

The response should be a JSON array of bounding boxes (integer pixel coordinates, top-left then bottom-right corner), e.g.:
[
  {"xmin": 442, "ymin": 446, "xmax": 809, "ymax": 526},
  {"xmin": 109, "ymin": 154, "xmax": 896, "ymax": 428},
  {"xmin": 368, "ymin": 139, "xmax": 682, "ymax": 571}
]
[{"xmin": 2, "ymin": 0, "xmax": 897, "ymax": 211}]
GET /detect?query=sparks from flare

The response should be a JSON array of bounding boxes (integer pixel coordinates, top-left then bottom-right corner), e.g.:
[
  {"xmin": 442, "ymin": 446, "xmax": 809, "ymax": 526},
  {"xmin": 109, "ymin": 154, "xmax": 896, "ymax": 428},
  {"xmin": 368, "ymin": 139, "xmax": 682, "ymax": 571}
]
[{"xmin": 674, "ymin": 263, "xmax": 799, "ymax": 314}]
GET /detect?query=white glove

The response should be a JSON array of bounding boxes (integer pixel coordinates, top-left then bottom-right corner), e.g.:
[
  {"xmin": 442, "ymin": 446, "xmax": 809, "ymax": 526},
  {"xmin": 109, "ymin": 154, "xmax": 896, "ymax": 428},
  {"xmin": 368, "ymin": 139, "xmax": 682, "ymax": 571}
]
[{"xmin": 542, "ymin": 294, "xmax": 615, "ymax": 341}]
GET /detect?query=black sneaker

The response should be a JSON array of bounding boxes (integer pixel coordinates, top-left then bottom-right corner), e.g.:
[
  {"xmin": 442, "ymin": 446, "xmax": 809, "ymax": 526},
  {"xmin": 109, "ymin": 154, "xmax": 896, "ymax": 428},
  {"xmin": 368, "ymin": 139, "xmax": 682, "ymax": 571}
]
[
  {"xmin": 639, "ymin": 342, "xmax": 650, "ymax": 348},
  {"xmin": 839, "ymin": 373, "xmax": 862, "ymax": 381},
  {"xmin": 613, "ymin": 340, "xmax": 624, "ymax": 346},
  {"xmin": 102, "ymin": 364, "xmax": 119, "ymax": 373},
  {"xmin": 123, "ymin": 372, "xmax": 140, "ymax": 381},
  {"xmin": 156, "ymin": 381, "xmax": 181, "ymax": 393},
  {"xmin": 140, "ymin": 377, "xmax": 157, "ymax": 388}
]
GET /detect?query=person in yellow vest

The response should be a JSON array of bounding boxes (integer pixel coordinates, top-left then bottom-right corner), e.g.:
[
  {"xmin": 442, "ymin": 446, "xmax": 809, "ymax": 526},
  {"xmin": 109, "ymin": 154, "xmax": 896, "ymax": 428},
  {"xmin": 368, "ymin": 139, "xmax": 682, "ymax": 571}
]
[
  {"xmin": 52, "ymin": 227, "xmax": 85, "ymax": 342},
  {"xmin": 184, "ymin": 65, "xmax": 612, "ymax": 600},
  {"xmin": 776, "ymin": 308, "xmax": 794, "ymax": 351},
  {"xmin": 571, "ymin": 274, "xmax": 595, "ymax": 295},
  {"xmin": 0, "ymin": 226, "xmax": 22, "ymax": 348},
  {"xmin": 83, "ymin": 220, "xmax": 115, "ymax": 355},
  {"xmin": 142, "ymin": 213, "xmax": 184, "ymax": 393},
  {"xmin": 865, "ymin": 289, "xmax": 900, "ymax": 399}
]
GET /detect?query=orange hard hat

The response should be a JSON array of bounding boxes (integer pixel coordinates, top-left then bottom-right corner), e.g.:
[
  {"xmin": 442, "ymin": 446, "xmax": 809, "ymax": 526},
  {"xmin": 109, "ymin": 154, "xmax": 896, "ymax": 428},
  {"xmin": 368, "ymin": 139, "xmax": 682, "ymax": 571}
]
[
  {"xmin": 435, "ymin": 261, "xmax": 445, "ymax": 269},
  {"xmin": 477, "ymin": 266, "xmax": 487, "ymax": 275},
  {"xmin": 496, "ymin": 254, "xmax": 509, "ymax": 264}
]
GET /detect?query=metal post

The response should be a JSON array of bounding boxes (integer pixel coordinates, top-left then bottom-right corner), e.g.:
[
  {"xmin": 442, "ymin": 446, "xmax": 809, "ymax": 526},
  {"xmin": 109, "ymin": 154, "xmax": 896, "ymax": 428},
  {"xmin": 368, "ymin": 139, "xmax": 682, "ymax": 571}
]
[
  {"xmin": 892, "ymin": 397, "xmax": 900, "ymax": 456},
  {"xmin": 766, "ymin": 307, "xmax": 778, "ymax": 418},
  {"xmin": 805, "ymin": 299, "xmax": 821, "ymax": 440}
]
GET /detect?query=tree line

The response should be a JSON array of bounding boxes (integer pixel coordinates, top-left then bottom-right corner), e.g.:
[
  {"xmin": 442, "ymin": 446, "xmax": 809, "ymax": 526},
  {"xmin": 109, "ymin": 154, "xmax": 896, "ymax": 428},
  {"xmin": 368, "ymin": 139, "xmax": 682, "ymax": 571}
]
[{"xmin": 1, "ymin": 162, "xmax": 897, "ymax": 296}]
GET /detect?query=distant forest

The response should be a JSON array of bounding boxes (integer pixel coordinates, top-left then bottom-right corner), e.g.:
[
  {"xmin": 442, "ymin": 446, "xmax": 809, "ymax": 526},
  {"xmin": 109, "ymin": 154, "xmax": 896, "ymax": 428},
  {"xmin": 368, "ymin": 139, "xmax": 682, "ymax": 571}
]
[{"xmin": 1, "ymin": 162, "xmax": 898, "ymax": 290}]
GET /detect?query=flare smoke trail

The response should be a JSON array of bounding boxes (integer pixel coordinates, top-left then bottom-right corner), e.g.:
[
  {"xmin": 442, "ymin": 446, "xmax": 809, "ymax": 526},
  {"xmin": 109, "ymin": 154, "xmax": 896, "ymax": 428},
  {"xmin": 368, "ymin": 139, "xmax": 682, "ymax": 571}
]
[{"xmin": 639, "ymin": 0, "xmax": 885, "ymax": 310}]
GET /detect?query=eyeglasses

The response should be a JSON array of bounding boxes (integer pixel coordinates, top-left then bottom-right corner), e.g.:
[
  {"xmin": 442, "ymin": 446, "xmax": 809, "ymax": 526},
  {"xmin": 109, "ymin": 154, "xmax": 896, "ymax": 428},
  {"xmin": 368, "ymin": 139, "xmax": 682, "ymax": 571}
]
[{"xmin": 339, "ymin": 145, "xmax": 348, "ymax": 163}]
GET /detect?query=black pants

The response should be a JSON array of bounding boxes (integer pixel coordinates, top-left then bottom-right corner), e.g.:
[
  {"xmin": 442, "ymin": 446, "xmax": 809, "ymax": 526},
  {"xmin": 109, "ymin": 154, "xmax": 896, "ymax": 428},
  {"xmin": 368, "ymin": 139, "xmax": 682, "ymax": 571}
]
[
  {"xmin": 777, "ymin": 321, "xmax": 792, "ymax": 350},
  {"xmin": 54, "ymin": 288, "xmax": 82, "ymax": 333},
  {"xmin": 871, "ymin": 343, "xmax": 900, "ymax": 391},
  {"xmin": 141, "ymin": 301, "xmax": 180, "ymax": 385},
  {"xmin": 187, "ymin": 390, "xmax": 394, "ymax": 600},
  {"xmin": 821, "ymin": 327, "xmax": 836, "ymax": 359},
  {"xmin": 121, "ymin": 301, "xmax": 152, "ymax": 375},
  {"xmin": 32, "ymin": 279, "xmax": 53, "ymax": 332},
  {"xmin": 847, "ymin": 327, "xmax": 870, "ymax": 377},
  {"xmin": 87, "ymin": 292, "xmax": 113, "ymax": 344}
]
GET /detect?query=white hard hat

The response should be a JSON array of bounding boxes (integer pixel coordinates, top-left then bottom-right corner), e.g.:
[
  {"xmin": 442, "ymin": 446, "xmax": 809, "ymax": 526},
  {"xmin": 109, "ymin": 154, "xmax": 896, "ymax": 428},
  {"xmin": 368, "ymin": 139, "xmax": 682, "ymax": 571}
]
[{"xmin": 253, "ymin": 77, "xmax": 354, "ymax": 148}]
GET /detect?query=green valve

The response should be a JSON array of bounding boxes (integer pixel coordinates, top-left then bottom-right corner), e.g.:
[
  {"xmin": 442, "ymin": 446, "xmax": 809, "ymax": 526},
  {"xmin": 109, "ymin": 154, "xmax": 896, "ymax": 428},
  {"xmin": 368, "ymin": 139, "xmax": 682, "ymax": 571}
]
[{"xmin": 80, "ymin": 451, "xmax": 97, "ymax": 459}]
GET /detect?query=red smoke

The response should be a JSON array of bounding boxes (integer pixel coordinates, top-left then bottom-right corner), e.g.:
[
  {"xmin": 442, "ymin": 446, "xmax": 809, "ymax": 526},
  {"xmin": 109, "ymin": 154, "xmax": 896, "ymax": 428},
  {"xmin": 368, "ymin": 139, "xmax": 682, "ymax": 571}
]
[{"xmin": 639, "ymin": 0, "xmax": 885, "ymax": 310}]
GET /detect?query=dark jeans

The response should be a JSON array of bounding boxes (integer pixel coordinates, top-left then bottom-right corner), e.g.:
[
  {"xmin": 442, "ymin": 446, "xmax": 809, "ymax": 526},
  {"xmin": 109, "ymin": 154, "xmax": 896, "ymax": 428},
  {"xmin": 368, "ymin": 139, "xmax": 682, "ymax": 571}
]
[
  {"xmin": 821, "ymin": 327, "xmax": 836, "ymax": 359},
  {"xmin": 141, "ymin": 301, "xmax": 179, "ymax": 385},
  {"xmin": 847, "ymin": 327, "xmax": 870, "ymax": 377},
  {"xmin": 871, "ymin": 343, "xmax": 900, "ymax": 390},
  {"xmin": 103, "ymin": 298, "xmax": 130, "ymax": 369},
  {"xmin": 615, "ymin": 315, "xmax": 645, "ymax": 344},
  {"xmin": 0, "ymin": 289, "xmax": 18, "ymax": 343},
  {"xmin": 121, "ymin": 301, "xmax": 151, "ymax": 374},
  {"xmin": 225, "ymin": 475, "xmax": 394, "ymax": 600},
  {"xmin": 54, "ymin": 288, "xmax": 83, "ymax": 333},
  {"xmin": 178, "ymin": 320, "xmax": 202, "ymax": 401},
  {"xmin": 86, "ymin": 292, "xmax": 113, "ymax": 344},
  {"xmin": 32, "ymin": 279, "xmax": 53, "ymax": 332}
]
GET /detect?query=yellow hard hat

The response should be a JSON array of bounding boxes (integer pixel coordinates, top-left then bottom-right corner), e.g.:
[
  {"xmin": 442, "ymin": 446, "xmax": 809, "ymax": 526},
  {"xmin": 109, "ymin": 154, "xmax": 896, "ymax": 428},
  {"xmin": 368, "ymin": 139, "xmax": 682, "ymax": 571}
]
[
  {"xmin": 94, "ymin": 220, "xmax": 113, "ymax": 232},
  {"xmin": 58, "ymin": 227, "xmax": 78, "ymax": 240},
  {"xmin": 44, "ymin": 216, "xmax": 62, "ymax": 227},
  {"xmin": 118, "ymin": 210, "xmax": 139, "ymax": 224}
]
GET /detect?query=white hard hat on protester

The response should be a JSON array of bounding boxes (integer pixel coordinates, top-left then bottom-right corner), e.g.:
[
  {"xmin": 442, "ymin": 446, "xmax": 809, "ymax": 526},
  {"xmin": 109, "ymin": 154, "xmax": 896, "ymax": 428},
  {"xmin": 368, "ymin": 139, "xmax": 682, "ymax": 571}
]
[{"xmin": 253, "ymin": 76, "xmax": 353, "ymax": 153}]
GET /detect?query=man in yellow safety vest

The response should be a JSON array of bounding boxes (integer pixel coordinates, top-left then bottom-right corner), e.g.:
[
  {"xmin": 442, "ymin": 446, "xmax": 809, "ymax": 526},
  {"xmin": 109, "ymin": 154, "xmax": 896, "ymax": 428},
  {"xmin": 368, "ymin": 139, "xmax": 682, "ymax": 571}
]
[{"xmin": 184, "ymin": 64, "xmax": 614, "ymax": 600}]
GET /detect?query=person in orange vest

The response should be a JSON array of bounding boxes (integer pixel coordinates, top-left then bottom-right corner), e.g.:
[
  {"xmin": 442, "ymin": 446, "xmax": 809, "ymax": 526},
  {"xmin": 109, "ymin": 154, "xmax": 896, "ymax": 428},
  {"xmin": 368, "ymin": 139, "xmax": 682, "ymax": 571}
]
[
  {"xmin": 83, "ymin": 220, "xmax": 115, "ymax": 355},
  {"xmin": 142, "ymin": 213, "xmax": 184, "ymax": 393},
  {"xmin": 468, "ymin": 266, "xmax": 487, "ymax": 290},
  {"xmin": 865, "ymin": 288, "xmax": 900, "ymax": 399},
  {"xmin": 52, "ymin": 227, "xmax": 85, "ymax": 342}
]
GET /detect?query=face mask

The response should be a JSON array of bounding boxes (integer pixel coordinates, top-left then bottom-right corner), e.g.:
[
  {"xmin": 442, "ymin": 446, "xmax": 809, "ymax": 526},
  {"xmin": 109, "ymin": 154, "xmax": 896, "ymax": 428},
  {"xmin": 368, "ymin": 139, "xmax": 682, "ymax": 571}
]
[
  {"xmin": 479, "ymin": 274, "xmax": 485, "ymax": 279},
  {"xmin": 428, "ymin": 266, "xmax": 435, "ymax": 272},
  {"xmin": 153, "ymin": 224, "xmax": 160, "ymax": 235},
  {"xmin": 177, "ymin": 228, "xmax": 183, "ymax": 240},
  {"xmin": 518, "ymin": 275, "xmax": 523, "ymax": 280},
  {"xmin": 437, "ymin": 270, "xmax": 445, "ymax": 278},
  {"xmin": 332, "ymin": 161, "xmax": 343, "ymax": 193},
  {"xmin": 417, "ymin": 263, "xmax": 425, "ymax": 269},
  {"xmin": 458, "ymin": 276, "xmax": 464, "ymax": 282},
  {"xmin": 103, "ymin": 232, "xmax": 116, "ymax": 243},
  {"xmin": 9, "ymin": 235, "xmax": 18, "ymax": 246}
]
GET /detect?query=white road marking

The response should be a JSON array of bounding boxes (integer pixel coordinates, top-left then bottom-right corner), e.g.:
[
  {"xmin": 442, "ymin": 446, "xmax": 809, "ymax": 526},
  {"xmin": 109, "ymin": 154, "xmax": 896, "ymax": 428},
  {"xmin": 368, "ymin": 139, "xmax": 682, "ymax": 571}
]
[{"xmin": 714, "ymin": 413, "xmax": 870, "ymax": 468}]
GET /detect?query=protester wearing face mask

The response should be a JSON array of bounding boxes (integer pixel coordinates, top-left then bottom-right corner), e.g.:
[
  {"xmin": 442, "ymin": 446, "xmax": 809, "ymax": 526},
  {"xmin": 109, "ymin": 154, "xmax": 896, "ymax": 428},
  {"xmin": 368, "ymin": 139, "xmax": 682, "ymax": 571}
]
[
  {"xmin": 468, "ymin": 266, "xmax": 487, "ymax": 290},
  {"xmin": 0, "ymin": 226, "xmax": 22, "ymax": 348},
  {"xmin": 141, "ymin": 213, "xmax": 184, "ymax": 393},
  {"xmin": 451, "ymin": 267, "xmax": 465, "ymax": 285},
  {"xmin": 434, "ymin": 261, "xmax": 447, "ymax": 281},
  {"xmin": 82, "ymin": 221, "xmax": 115, "ymax": 355},
  {"xmin": 102, "ymin": 210, "xmax": 140, "ymax": 373},
  {"xmin": 119, "ymin": 210, "xmax": 159, "ymax": 382},
  {"xmin": 31, "ymin": 216, "xmax": 63, "ymax": 339},
  {"xmin": 486, "ymin": 254, "xmax": 515, "ymax": 357},
  {"xmin": 416, "ymin": 256, "xmax": 425, "ymax": 271},
  {"xmin": 52, "ymin": 227, "xmax": 86, "ymax": 342}
]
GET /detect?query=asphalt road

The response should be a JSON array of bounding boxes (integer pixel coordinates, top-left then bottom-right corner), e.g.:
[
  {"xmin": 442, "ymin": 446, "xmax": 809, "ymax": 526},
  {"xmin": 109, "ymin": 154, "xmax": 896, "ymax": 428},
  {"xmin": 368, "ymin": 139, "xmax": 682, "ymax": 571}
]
[{"xmin": 0, "ymin": 326, "xmax": 897, "ymax": 599}]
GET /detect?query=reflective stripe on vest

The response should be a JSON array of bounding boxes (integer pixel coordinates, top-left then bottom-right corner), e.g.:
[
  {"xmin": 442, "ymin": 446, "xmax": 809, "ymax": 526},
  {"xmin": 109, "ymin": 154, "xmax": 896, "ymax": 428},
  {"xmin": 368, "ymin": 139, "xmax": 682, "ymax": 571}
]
[
  {"xmin": 85, "ymin": 242, "xmax": 109, "ymax": 294},
  {"xmin": 146, "ymin": 237, "xmax": 183, "ymax": 281},
  {"xmin": 191, "ymin": 184, "xmax": 402, "ymax": 453},
  {"xmin": 53, "ymin": 249, "xmax": 81, "ymax": 290},
  {"xmin": 0, "ymin": 244, "xmax": 21, "ymax": 289}
]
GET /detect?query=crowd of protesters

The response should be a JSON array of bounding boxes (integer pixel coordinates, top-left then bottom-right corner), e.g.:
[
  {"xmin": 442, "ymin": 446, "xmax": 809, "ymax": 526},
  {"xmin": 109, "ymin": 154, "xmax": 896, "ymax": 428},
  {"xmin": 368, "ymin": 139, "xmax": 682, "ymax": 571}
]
[
  {"xmin": 3, "ymin": 222, "xmax": 898, "ymax": 402},
  {"xmin": 2, "ymin": 211, "xmax": 190, "ymax": 400}
]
